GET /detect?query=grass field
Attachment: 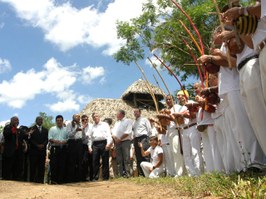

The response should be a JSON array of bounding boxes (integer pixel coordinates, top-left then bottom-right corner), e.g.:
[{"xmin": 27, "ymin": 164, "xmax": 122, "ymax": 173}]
[{"xmin": 119, "ymin": 171, "xmax": 266, "ymax": 198}]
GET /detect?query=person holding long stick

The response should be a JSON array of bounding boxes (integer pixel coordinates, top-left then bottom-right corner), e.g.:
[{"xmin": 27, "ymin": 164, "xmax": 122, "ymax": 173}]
[
  {"xmin": 158, "ymin": 94, "xmax": 185, "ymax": 177},
  {"xmin": 175, "ymin": 91, "xmax": 203, "ymax": 176}
]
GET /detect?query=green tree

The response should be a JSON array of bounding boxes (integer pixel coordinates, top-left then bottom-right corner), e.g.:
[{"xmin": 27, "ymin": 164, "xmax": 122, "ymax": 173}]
[
  {"xmin": 114, "ymin": 0, "xmax": 228, "ymax": 81},
  {"xmin": 0, "ymin": 125, "xmax": 3, "ymax": 134},
  {"xmin": 38, "ymin": 112, "xmax": 54, "ymax": 130}
]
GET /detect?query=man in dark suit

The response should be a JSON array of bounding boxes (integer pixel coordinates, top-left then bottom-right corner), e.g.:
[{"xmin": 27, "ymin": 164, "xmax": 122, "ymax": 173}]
[
  {"xmin": 29, "ymin": 116, "xmax": 48, "ymax": 183},
  {"xmin": 2, "ymin": 116, "xmax": 28, "ymax": 180}
]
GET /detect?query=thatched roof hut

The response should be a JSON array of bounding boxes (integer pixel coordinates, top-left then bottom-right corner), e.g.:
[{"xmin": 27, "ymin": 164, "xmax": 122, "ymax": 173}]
[
  {"xmin": 121, "ymin": 79, "xmax": 165, "ymax": 110},
  {"xmin": 81, "ymin": 79, "xmax": 166, "ymax": 124},
  {"xmin": 81, "ymin": 99, "xmax": 159, "ymax": 125}
]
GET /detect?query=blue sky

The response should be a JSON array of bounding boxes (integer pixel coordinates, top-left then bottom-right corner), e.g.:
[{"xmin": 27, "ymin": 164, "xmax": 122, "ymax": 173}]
[{"xmin": 0, "ymin": 0, "xmax": 196, "ymax": 126}]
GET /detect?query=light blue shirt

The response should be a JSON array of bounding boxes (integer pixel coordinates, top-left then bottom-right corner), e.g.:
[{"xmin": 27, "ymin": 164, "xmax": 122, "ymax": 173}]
[{"xmin": 48, "ymin": 126, "xmax": 68, "ymax": 145}]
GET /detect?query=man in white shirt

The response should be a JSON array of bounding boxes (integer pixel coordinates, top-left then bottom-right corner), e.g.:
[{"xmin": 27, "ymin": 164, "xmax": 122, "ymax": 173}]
[
  {"xmin": 81, "ymin": 114, "xmax": 93, "ymax": 181},
  {"xmin": 66, "ymin": 114, "xmax": 83, "ymax": 182},
  {"xmin": 88, "ymin": 112, "xmax": 113, "ymax": 181},
  {"xmin": 132, "ymin": 108, "xmax": 151, "ymax": 176},
  {"xmin": 176, "ymin": 91, "xmax": 203, "ymax": 176},
  {"xmin": 112, "ymin": 110, "xmax": 133, "ymax": 177},
  {"xmin": 223, "ymin": 0, "xmax": 266, "ymax": 157},
  {"xmin": 157, "ymin": 94, "xmax": 184, "ymax": 177},
  {"xmin": 139, "ymin": 136, "xmax": 164, "ymax": 178}
]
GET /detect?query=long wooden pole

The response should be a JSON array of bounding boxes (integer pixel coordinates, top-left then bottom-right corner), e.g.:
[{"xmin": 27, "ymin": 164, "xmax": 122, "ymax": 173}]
[
  {"xmin": 134, "ymin": 61, "xmax": 159, "ymax": 113},
  {"xmin": 148, "ymin": 57, "xmax": 172, "ymax": 96},
  {"xmin": 153, "ymin": 54, "xmax": 188, "ymax": 101}
]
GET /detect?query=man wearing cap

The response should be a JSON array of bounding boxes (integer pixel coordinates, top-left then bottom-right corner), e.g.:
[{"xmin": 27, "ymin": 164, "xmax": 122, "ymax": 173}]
[{"xmin": 174, "ymin": 90, "xmax": 203, "ymax": 176}]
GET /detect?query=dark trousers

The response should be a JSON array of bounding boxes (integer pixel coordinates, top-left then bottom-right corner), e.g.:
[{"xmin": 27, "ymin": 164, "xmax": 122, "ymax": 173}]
[
  {"xmin": 81, "ymin": 144, "xmax": 93, "ymax": 181},
  {"xmin": 29, "ymin": 149, "xmax": 46, "ymax": 183},
  {"xmin": 133, "ymin": 135, "xmax": 150, "ymax": 176},
  {"xmin": 66, "ymin": 139, "xmax": 83, "ymax": 183},
  {"xmin": 92, "ymin": 140, "xmax": 109, "ymax": 180},
  {"xmin": 50, "ymin": 146, "xmax": 67, "ymax": 184},
  {"xmin": 115, "ymin": 140, "xmax": 131, "ymax": 177},
  {"xmin": 2, "ymin": 150, "xmax": 24, "ymax": 181}
]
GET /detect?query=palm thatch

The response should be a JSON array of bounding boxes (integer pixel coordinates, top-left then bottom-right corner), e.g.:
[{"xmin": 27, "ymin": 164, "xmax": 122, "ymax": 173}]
[
  {"xmin": 121, "ymin": 79, "xmax": 165, "ymax": 110},
  {"xmin": 81, "ymin": 98, "xmax": 159, "ymax": 125},
  {"xmin": 81, "ymin": 79, "xmax": 166, "ymax": 125}
]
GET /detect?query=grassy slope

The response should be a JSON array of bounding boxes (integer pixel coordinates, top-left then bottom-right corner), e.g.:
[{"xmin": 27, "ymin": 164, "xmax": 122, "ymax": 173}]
[{"xmin": 117, "ymin": 172, "xmax": 266, "ymax": 198}]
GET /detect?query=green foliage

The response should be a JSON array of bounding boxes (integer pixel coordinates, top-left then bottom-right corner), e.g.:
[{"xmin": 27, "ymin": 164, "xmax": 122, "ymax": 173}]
[
  {"xmin": 38, "ymin": 112, "xmax": 54, "ymax": 130},
  {"xmin": 114, "ymin": 0, "xmax": 228, "ymax": 80}
]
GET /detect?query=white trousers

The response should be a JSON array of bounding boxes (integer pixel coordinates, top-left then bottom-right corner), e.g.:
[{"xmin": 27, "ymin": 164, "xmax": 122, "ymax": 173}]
[
  {"xmin": 227, "ymin": 88, "xmax": 264, "ymax": 169},
  {"xmin": 201, "ymin": 126, "xmax": 224, "ymax": 173},
  {"xmin": 259, "ymin": 46, "xmax": 266, "ymax": 103},
  {"xmin": 168, "ymin": 129, "xmax": 184, "ymax": 176},
  {"xmin": 220, "ymin": 95, "xmax": 241, "ymax": 173},
  {"xmin": 201, "ymin": 129, "xmax": 214, "ymax": 172},
  {"xmin": 140, "ymin": 162, "xmax": 164, "ymax": 178},
  {"xmin": 208, "ymin": 126, "xmax": 224, "ymax": 172},
  {"xmin": 213, "ymin": 114, "xmax": 227, "ymax": 173},
  {"xmin": 240, "ymin": 58, "xmax": 266, "ymax": 157},
  {"xmin": 182, "ymin": 126, "xmax": 203, "ymax": 176},
  {"xmin": 161, "ymin": 144, "xmax": 176, "ymax": 176}
]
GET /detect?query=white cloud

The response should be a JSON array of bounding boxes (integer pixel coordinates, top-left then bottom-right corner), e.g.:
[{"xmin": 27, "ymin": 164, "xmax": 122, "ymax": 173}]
[
  {"xmin": 145, "ymin": 56, "xmax": 165, "ymax": 72},
  {"xmin": 0, "ymin": 57, "xmax": 105, "ymax": 111},
  {"xmin": 47, "ymin": 99, "xmax": 80, "ymax": 112},
  {"xmin": 0, "ymin": 119, "xmax": 9, "ymax": 127},
  {"xmin": 81, "ymin": 66, "xmax": 105, "ymax": 84},
  {"xmin": 0, "ymin": 58, "xmax": 11, "ymax": 73},
  {"xmin": 0, "ymin": 0, "xmax": 145, "ymax": 54}
]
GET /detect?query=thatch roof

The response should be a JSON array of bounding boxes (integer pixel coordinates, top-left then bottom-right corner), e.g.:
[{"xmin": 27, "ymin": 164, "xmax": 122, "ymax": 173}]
[
  {"xmin": 81, "ymin": 98, "xmax": 159, "ymax": 125},
  {"xmin": 121, "ymin": 79, "xmax": 165, "ymax": 109},
  {"xmin": 81, "ymin": 79, "xmax": 167, "ymax": 125}
]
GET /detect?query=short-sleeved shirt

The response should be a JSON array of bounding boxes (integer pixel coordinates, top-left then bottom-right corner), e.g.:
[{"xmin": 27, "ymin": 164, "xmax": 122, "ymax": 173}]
[
  {"xmin": 147, "ymin": 145, "xmax": 163, "ymax": 167},
  {"xmin": 168, "ymin": 104, "xmax": 187, "ymax": 130},
  {"xmin": 112, "ymin": 118, "xmax": 133, "ymax": 141},
  {"xmin": 218, "ymin": 44, "xmax": 240, "ymax": 96},
  {"xmin": 48, "ymin": 126, "xmax": 68, "ymax": 145},
  {"xmin": 88, "ymin": 121, "xmax": 112, "ymax": 149},
  {"xmin": 132, "ymin": 117, "xmax": 151, "ymax": 138},
  {"xmin": 66, "ymin": 122, "xmax": 83, "ymax": 140}
]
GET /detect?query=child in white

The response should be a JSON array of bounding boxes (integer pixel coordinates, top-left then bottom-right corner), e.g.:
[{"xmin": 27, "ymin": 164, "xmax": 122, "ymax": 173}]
[{"xmin": 140, "ymin": 136, "xmax": 164, "ymax": 178}]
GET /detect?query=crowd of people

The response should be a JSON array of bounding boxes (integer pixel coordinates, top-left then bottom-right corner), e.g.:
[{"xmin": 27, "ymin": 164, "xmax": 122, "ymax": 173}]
[{"xmin": 1, "ymin": 0, "xmax": 266, "ymax": 184}]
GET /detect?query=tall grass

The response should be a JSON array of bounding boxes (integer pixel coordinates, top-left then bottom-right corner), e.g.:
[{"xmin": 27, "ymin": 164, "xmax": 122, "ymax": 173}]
[{"xmin": 118, "ymin": 172, "xmax": 266, "ymax": 198}]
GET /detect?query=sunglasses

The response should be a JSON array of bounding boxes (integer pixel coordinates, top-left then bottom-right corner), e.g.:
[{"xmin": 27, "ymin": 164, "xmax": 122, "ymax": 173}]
[{"xmin": 82, "ymin": 119, "xmax": 88, "ymax": 121}]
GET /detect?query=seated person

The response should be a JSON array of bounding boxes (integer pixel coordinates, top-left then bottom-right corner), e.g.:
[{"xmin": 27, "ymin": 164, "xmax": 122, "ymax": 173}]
[{"xmin": 139, "ymin": 136, "xmax": 164, "ymax": 178}]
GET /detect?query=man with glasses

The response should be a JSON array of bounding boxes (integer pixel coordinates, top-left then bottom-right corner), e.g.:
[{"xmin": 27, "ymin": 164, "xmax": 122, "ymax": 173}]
[{"xmin": 81, "ymin": 114, "xmax": 93, "ymax": 181}]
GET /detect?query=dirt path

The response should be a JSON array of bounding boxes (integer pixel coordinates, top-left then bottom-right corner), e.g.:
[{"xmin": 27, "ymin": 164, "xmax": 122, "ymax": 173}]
[{"xmin": 0, "ymin": 180, "xmax": 186, "ymax": 199}]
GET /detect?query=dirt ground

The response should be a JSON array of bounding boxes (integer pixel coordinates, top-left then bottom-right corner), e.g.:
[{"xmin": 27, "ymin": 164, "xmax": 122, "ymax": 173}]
[{"xmin": 0, "ymin": 180, "xmax": 191, "ymax": 199}]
